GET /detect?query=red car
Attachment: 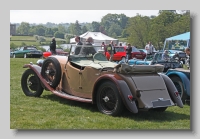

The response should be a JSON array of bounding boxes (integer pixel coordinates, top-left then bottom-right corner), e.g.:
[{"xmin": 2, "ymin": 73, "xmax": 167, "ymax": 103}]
[
  {"xmin": 130, "ymin": 46, "xmax": 146, "ymax": 60},
  {"xmin": 105, "ymin": 46, "xmax": 126, "ymax": 61},
  {"xmin": 43, "ymin": 48, "xmax": 69, "ymax": 59}
]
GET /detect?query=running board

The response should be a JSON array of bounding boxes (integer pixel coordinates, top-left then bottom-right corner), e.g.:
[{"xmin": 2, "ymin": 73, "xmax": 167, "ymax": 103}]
[{"xmin": 52, "ymin": 90, "xmax": 92, "ymax": 103}]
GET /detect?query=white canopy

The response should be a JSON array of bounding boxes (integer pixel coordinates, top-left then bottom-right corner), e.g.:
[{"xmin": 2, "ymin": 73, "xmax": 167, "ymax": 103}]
[{"xmin": 70, "ymin": 31, "xmax": 118, "ymax": 46}]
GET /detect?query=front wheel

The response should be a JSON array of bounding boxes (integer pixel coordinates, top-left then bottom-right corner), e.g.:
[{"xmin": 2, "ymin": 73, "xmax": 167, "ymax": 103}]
[
  {"xmin": 96, "ymin": 81, "xmax": 124, "ymax": 116},
  {"xmin": 21, "ymin": 69, "xmax": 44, "ymax": 97}
]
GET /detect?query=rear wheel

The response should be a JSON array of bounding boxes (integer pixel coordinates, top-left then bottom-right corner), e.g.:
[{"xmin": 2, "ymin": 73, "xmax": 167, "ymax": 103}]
[
  {"xmin": 96, "ymin": 81, "xmax": 124, "ymax": 116},
  {"xmin": 170, "ymin": 76, "xmax": 188, "ymax": 104},
  {"xmin": 41, "ymin": 57, "xmax": 61, "ymax": 88},
  {"xmin": 21, "ymin": 69, "xmax": 44, "ymax": 97}
]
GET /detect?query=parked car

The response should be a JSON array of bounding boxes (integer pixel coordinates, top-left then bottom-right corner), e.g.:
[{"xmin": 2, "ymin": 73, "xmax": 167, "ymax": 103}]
[
  {"xmin": 128, "ymin": 52, "xmax": 183, "ymax": 72},
  {"xmin": 138, "ymin": 49, "xmax": 147, "ymax": 54},
  {"xmin": 11, "ymin": 46, "xmax": 43, "ymax": 58},
  {"xmin": 43, "ymin": 48, "xmax": 69, "ymax": 59},
  {"xmin": 127, "ymin": 52, "xmax": 189, "ymax": 104},
  {"xmin": 165, "ymin": 68, "xmax": 190, "ymax": 105},
  {"xmin": 10, "ymin": 48, "xmax": 14, "ymax": 58},
  {"xmin": 130, "ymin": 46, "xmax": 146, "ymax": 59},
  {"xmin": 105, "ymin": 46, "xmax": 126, "ymax": 61},
  {"xmin": 21, "ymin": 44, "xmax": 183, "ymax": 116},
  {"xmin": 159, "ymin": 50, "xmax": 186, "ymax": 62}
]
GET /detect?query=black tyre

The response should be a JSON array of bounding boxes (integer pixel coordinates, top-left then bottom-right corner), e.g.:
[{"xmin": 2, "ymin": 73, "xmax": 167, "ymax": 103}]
[
  {"xmin": 21, "ymin": 69, "xmax": 44, "ymax": 97},
  {"xmin": 96, "ymin": 81, "xmax": 124, "ymax": 116},
  {"xmin": 41, "ymin": 57, "xmax": 61, "ymax": 88},
  {"xmin": 170, "ymin": 76, "xmax": 188, "ymax": 104}
]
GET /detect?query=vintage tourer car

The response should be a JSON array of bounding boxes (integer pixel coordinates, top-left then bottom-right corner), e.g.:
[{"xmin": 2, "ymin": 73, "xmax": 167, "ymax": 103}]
[
  {"xmin": 128, "ymin": 52, "xmax": 184, "ymax": 72},
  {"xmin": 21, "ymin": 45, "xmax": 183, "ymax": 116},
  {"xmin": 11, "ymin": 46, "xmax": 43, "ymax": 58}
]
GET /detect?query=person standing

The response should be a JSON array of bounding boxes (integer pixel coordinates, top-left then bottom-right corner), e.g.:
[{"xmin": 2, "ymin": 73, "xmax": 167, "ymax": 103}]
[
  {"xmin": 145, "ymin": 41, "xmax": 154, "ymax": 55},
  {"xmin": 50, "ymin": 37, "xmax": 56, "ymax": 55},
  {"xmin": 126, "ymin": 43, "xmax": 132, "ymax": 62},
  {"xmin": 85, "ymin": 37, "xmax": 93, "ymax": 45},
  {"xmin": 109, "ymin": 41, "xmax": 115, "ymax": 61},
  {"xmin": 101, "ymin": 42, "xmax": 107, "ymax": 55},
  {"xmin": 75, "ymin": 36, "xmax": 83, "ymax": 45}
]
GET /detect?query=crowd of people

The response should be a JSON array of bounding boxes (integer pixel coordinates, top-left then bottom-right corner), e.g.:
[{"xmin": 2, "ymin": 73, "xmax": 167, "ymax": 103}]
[{"xmin": 49, "ymin": 37, "xmax": 190, "ymax": 67}]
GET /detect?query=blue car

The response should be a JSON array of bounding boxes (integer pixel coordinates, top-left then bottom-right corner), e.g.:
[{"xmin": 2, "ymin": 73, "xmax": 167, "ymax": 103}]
[{"xmin": 128, "ymin": 52, "xmax": 183, "ymax": 72}]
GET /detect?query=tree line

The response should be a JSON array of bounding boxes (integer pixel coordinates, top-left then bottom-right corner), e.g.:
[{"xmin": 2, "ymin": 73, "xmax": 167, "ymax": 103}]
[{"xmin": 13, "ymin": 10, "xmax": 190, "ymax": 50}]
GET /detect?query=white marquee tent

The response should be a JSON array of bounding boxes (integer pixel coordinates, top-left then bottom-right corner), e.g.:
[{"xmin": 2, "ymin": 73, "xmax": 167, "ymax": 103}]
[{"xmin": 70, "ymin": 32, "xmax": 119, "ymax": 46}]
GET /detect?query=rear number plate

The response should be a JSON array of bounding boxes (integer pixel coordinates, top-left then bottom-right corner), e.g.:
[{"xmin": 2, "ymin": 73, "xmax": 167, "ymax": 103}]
[{"xmin": 152, "ymin": 99, "xmax": 171, "ymax": 108}]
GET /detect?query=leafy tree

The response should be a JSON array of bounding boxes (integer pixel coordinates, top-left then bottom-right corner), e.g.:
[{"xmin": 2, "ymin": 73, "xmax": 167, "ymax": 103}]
[
  {"xmin": 58, "ymin": 24, "xmax": 67, "ymax": 33},
  {"xmin": 74, "ymin": 20, "xmax": 82, "ymax": 35},
  {"xmin": 159, "ymin": 10, "xmax": 177, "ymax": 14},
  {"xmin": 99, "ymin": 25, "xmax": 107, "ymax": 35},
  {"xmin": 85, "ymin": 23, "xmax": 93, "ymax": 31},
  {"xmin": 126, "ymin": 15, "xmax": 151, "ymax": 48},
  {"xmin": 54, "ymin": 31, "xmax": 65, "ymax": 39},
  {"xmin": 108, "ymin": 23, "xmax": 122, "ymax": 37},
  {"xmin": 82, "ymin": 25, "xmax": 88, "ymax": 34},
  {"xmin": 92, "ymin": 21, "xmax": 101, "ymax": 32},
  {"xmin": 35, "ymin": 25, "xmax": 46, "ymax": 36},
  {"xmin": 101, "ymin": 14, "xmax": 120, "ymax": 32},
  {"xmin": 45, "ymin": 28, "xmax": 54, "ymax": 37},
  {"xmin": 121, "ymin": 29, "xmax": 128, "ymax": 38},
  {"xmin": 118, "ymin": 14, "xmax": 129, "ymax": 29},
  {"xmin": 16, "ymin": 22, "xmax": 30, "ymax": 35}
]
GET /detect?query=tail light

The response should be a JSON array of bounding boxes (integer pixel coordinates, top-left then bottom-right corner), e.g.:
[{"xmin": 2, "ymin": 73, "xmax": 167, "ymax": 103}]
[
  {"xmin": 128, "ymin": 95, "xmax": 133, "ymax": 101},
  {"xmin": 174, "ymin": 91, "xmax": 179, "ymax": 97}
]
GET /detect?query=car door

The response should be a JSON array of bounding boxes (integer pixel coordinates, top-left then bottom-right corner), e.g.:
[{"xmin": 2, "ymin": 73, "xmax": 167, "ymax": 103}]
[{"xmin": 113, "ymin": 47, "xmax": 126, "ymax": 61}]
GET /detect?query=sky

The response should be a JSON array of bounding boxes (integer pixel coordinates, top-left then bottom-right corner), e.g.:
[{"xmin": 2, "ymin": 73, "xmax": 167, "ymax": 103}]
[{"xmin": 10, "ymin": 10, "xmax": 159, "ymax": 24}]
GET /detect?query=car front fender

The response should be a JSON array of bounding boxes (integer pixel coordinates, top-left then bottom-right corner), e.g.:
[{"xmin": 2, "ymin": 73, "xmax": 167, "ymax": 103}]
[
  {"xmin": 93, "ymin": 74, "xmax": 138, "ymax": 113},
  {"xmin": 23, "ymin": 64, "xmax": 53, "ymax": 92}
]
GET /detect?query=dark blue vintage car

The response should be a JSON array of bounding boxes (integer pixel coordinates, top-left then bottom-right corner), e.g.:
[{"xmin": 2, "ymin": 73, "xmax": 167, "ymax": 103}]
[
  {"xmin": 165, "ymin": 68, "xmax": 190, "ymax": 104},
  {"xmin": 128, "ymin": 52, "xmax": 183, "ymax": 72}
]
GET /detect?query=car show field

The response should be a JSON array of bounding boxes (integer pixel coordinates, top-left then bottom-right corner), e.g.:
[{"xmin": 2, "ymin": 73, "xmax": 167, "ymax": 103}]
[{"xmin": 10, "ymin": 53, "xmax": 190, "ymax": 129}]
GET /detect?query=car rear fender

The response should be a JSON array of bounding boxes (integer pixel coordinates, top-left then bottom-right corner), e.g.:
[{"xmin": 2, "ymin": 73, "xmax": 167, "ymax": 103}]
[
  {"xmin": 166, "ymin": 71, "xmax": 190, "ymax": 96},
  {"xmin": 93, "ymin": 74, "xmax": 138, "ymax": 113},
  {"xmin": 160, "ymin": 74, "xmax": 183, "ymax": 108}
]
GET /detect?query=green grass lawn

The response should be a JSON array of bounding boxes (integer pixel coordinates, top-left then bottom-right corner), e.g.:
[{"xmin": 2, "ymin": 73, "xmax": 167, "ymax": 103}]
[
  {"xmin": 10, "ymin": 58, "xmax": 191, "ymax": 130},
  {"xmin": 10, "ymin": 36, "xmax": 67, "ymax": 48}
]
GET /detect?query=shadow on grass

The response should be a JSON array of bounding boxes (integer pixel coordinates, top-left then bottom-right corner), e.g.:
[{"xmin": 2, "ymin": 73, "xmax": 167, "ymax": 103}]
[{"xmin": 41, "ymin": 93, "xmax": 190, "ymax": 122}]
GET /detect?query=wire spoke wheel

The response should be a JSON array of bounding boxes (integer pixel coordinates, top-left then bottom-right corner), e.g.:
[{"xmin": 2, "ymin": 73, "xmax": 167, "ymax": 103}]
[
  {"xmin": 96, "ymin": 81, "xmax": 124, "ymax": 116},
  {"xmin": 21, "ymin": 69, "xmax": 44, "ymax": 97}
]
